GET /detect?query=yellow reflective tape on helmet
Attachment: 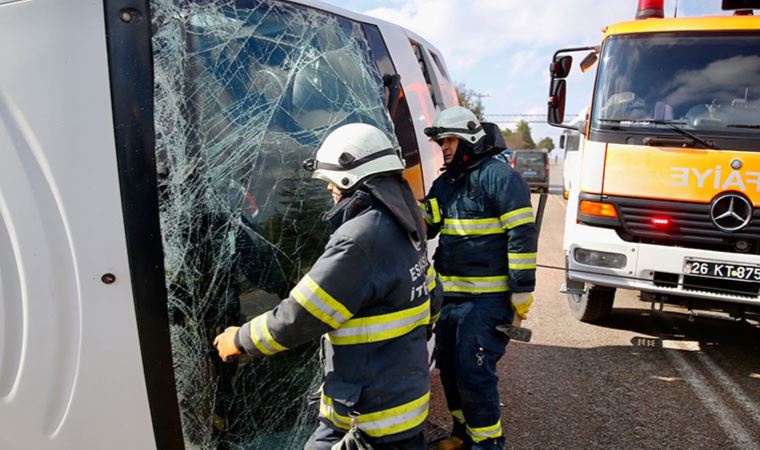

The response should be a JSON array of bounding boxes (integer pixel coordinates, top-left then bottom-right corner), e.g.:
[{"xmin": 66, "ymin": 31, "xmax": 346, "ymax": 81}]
[
  {"xmin": 327, "ymin": 300, "xmax": 430, "ymax": 345},
  {"xmin": 451, "ymin": 409, "xmax": 466, "ymax": 424},
  {"xmin": 430, "ymin": 198, "xmax": 441, "ymax": 224},
  {"xmin": 439, "ymin": 275, "xmax": 509, "ymax": 294},
  {"xmin": 466, "ymin": 419, "xmax": 502, "ymax": 442},
  {"xmin": 440, "ymin": 217, "xmax": 505, "ymax": 236},
  {"xmin": 320, "ymin": 391, "xmax": 430, "ymax": 437},
  {"xmin": 291, "ymin": 275, "xmax": 353, "ymax": 329},
  {"xmin": 508, "ymin": 252, "xmax": 537, "ymax": 270},
  {"xmin": 249, "ymin": 314, "xmax": 287, "ymax": 355},
  {"xmin": 499, "ymin": 207, "xmax": 534, "ymax": 229}
]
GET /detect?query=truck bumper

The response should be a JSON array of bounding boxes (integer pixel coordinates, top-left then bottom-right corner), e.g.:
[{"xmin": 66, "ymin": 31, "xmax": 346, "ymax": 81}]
[{"xmin": 567, "ymin": 223, "xmax": 760, "ymax": 307}]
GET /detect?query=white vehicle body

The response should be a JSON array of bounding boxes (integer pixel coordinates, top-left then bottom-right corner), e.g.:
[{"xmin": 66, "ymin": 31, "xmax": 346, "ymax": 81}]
[
  {"xmin": 0, "ymin": 0, "xmax": 456, "ymax": 448},
  {"xmin": 560, "ymin": 109, "xmax": 586, "ymax": 200}
]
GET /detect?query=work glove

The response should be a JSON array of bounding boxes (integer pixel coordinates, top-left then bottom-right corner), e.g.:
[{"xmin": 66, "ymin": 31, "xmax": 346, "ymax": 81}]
[
  {"xmin": 213, "ymin": 326, "xmax": 242, "ymax": 362},
  {"xmin": 511, "ymin": 292, "xmax": 534, "ymax": 321}
]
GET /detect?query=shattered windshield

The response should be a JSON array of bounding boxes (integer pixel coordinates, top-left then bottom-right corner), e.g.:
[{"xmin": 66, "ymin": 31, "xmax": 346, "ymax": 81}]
[
  {"xmin": 151, "ymin": 0, "xmax": 396, "ymax": 447},
  {"xmin": 592, "ymin": 33, "xmax": 760, "ymax": 134}
]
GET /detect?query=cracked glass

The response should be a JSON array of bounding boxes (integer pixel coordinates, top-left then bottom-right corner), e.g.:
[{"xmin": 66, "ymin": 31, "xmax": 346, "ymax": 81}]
[{"xmin": 151, "ymin": 0, "xmax": 397, "ymax": 447}]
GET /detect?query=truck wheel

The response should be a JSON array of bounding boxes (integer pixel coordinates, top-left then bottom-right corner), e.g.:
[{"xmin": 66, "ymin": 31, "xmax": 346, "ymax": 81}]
[{"xmin": 567, "ymin": 284, "xmax": 615, "ymax": 322}]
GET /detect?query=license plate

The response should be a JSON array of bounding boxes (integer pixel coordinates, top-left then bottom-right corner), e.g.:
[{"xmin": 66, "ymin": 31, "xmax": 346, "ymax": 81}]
[
  {"xmin": 522, "ymin": 170, "xmax": 537, "ymax": 176},
  {"xmin": 683, "ymin": 259, "xmax": 760, "ymax": 282}
]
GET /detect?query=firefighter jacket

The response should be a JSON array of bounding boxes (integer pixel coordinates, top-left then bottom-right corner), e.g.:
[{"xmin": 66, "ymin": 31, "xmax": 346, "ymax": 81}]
[
  {"xmin": 237, "ymin": 176, "xmax": 442, "ymax": 442},
  {"xmin": 421, "ymin": 157, "xmax": 538, "ymax": 299}
]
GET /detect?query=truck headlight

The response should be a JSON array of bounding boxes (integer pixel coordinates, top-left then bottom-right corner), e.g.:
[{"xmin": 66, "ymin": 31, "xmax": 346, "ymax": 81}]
[{"xmin": 574, "ymin": 248, "xmax": 627, "ymax": 269}]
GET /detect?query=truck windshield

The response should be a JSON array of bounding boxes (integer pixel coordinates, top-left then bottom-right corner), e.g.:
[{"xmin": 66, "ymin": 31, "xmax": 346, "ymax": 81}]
[{"xmin": 591, "ymin": 33, "xmax": 760, "ymax": 135}]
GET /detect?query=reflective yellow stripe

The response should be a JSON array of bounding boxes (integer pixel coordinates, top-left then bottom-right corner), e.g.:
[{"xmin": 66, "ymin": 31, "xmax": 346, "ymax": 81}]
[
  {"xmin": 429, "ymin": 311, "xmax": 441, "ymax": 324},
  {"xmin": 249, "ymin": 314, "xmax": 287, "ymax": 355},
  {"xmin": 430, "ymin": 198, "xmax": 441, "ymax": 224},
  {"xmin": 249, "ymin": 315, "xmax": 275, "ymax": 356},
  {"xmin": 419, "ymin": 204, "xmax": 432, "ymax": 224},
  {"xmin": 291, "ymin": 275, "xmax": 352, "ymax": 329},
  {"xmin": 500, "ymin": 207, "xmax": 534, "ymax": 229},
  {"xmin": 466, "ymin": 419, "xmax": 503, "ymax": 442},
  {"xmin": 439, "ymin": 275, "xmax": 509, "ymax": 294},
  {"xmin": 327, "ymin": 300, "xmax": 430, "ymax": 345},
  {"xmin": 320, "ymin": 391, "xmax": 430, "ymax": 437},
  {"xmin": 451, "ymin": 409, "xmax": 465, "ymax": 424},
  {"xmin": 441, "ymin": 217, "xmax": 505, "ymax": 236},
  {"xmin": 508, "ymin": 252, "xmax": 537, "ymax": 270},
  {"xmin": 427, "ymin": 266, "xmax": 438, "ymax": 291}
]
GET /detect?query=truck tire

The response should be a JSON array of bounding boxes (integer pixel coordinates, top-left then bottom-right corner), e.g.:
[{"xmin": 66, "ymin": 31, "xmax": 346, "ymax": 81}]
[{"xmin": 567, "ymin": 284, "xmax": 615, "ymax": 322}]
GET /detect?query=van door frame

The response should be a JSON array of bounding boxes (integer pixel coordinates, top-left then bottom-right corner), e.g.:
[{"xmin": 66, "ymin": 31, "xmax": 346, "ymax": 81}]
[{"xmin": 103, "ymin": 1, "xmax": 184, "ymax": 448}]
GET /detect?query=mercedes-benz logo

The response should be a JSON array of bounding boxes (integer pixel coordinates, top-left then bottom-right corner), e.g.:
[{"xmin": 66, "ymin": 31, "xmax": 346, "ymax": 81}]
[
  {"xmin": 731, "ymin": 159, "xmax": 743, "ymax": 170},
  {"xmin": 710, "ymin": 193, "xmax": 752, "ymax": 232}
]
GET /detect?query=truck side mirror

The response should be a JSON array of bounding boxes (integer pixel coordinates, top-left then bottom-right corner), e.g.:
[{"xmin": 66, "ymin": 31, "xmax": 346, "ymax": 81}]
[
  {"xmin": 550, "ymin": 55, "xmax": 573, "ymax": 79},
  {"xmin": 547, "ymin": 79, "xmax": 566, "ymax": 125},
  {"xmin": 559, "ymin": 134, "xmax": 566, "ymax": 149}
]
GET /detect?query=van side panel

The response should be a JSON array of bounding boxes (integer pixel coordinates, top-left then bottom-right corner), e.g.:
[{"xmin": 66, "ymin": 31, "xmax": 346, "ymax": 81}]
[
  {"xmin": 377, "ymin": 23, "xmax": 447, "ymax": 193},
  {"xmin": 0, "ymin": 0, "xmax": 154, "ymax": 448}
]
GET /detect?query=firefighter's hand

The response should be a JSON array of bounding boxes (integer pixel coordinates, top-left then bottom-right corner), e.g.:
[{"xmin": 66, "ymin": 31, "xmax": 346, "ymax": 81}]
[
  {"xmin": 213, "ymin": 326, "xmax": 242, "ymax": 362},
  {"xmin": 511, "ymin": 292, "xmax": 534, "ymax": 321}
]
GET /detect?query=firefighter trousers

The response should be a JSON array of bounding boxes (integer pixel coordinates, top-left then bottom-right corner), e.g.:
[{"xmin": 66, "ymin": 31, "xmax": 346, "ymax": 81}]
[{"xmin": 434, "ymin": 295, "xmax": 513, "ymax": 448}]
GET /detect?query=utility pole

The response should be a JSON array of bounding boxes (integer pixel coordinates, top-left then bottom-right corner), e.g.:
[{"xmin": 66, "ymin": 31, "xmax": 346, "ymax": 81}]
[{"xmin": 472, "ymin": 91, "xmax": 490, "ymax": 121}]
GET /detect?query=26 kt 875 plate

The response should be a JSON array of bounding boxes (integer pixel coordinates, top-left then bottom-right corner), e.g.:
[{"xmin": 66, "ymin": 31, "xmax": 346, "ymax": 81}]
[{"xmin": 684, "ymin": 259, "xmax": 760, "ymax": 282}]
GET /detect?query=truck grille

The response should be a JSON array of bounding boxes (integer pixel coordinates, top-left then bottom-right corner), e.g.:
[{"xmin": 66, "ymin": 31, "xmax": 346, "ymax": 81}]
[{"xmin": 609, "ymin": 196, "xmax": 760, "ymax": 254}]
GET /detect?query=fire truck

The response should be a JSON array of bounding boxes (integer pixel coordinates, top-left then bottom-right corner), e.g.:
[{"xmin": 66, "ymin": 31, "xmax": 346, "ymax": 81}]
[{"xmin": 549, "ymin": 0, "xmax": 760, "ymax": 322}]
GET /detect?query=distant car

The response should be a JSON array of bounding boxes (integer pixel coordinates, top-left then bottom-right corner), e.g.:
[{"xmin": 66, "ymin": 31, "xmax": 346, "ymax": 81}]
[{"xmin": 512, "ymin": 150, "xmax": 549, "ymax": 193}]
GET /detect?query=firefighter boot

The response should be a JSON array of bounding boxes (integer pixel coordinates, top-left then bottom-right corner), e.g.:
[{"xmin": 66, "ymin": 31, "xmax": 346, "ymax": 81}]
[{"xmin": 435, "ymin": 422, "xmax": 470, "ymax": 450}]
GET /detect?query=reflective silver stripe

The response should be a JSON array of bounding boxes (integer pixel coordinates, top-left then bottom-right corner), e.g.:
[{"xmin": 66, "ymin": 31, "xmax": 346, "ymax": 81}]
[
  {"xmin": 291, "ymin": 278, "xmax": 351, "ymax": 329},
  {"xmin": 320, "ymin": 392, "xmax": 430, "ymax": 437},
  {"xmin": 359, "ymin": 401, "xmax": 429, "ymax": 432},
  {"xmin": 441, "ymin": 218, "xmax": 504, "ymax": 235},
  {"xmin": 466, "ymin": 420, "xmax": 503, "ymax": 441},
  {"xmin": 327, "ymin": 300, "xmax": 430, "ymax": 345},
  {"xmin": 328, "ymin": 306, "xmax": 429, "ymax": 339},
  {"xmin": 439, "ymin": 275, "xmax": 509, "ymax": 293},
  {"xmin": 509, "ymin": 256, "xmax": 536, "ymax": 265},
  {"xmin": 250, "ymin": 314, "xmax": 286, "ymax": 355},
  {"xmin": 500, "ymin": 207, "xmax": 534, "ymax": 229}
]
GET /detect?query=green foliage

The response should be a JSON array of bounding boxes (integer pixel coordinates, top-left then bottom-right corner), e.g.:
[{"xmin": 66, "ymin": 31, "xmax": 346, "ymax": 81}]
[
  {"xmin": 502, "ymin": 120, "xmax": 535, "ymax": 150},
  {"xmin": 537, "ymin": 137, "xmax": 555, "ymax": 151},
  {"xmin": 455, "ymin": 83, "xmax": 485, "ymax": 121}
]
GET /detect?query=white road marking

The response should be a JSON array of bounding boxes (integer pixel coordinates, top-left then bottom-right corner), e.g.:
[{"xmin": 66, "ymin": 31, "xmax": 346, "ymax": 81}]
[
  {"xmin": 696, "ymin": 351, "xmax": 760, "ymax": 430},
  {"xmin": 663, "ymin": 342, "xmax": 757, "ymax": 449}
]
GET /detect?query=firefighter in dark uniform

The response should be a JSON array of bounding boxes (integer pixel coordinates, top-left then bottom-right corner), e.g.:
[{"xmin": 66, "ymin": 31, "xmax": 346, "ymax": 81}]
[
  {"xmin": 214, "ymin": 123, "xmax": 443, "ymax": 450},
  {"xmin": 421, "ymin": 107, "xmax": 538, "ymax": 450}
]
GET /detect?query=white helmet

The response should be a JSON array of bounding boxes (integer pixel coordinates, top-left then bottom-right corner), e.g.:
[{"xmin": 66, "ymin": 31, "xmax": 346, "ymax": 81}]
[
  {"xmin": 304, "ymin": 123, "xmax": 405, "ymax": 190},
  {"xmin": 424, "ymin": 106, "xmax": 486, "ymax": 144}
]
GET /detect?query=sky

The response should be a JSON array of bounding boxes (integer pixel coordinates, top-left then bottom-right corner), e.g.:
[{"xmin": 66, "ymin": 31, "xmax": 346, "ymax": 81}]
[{"xmin": 325, "ymin": 0, "xmax": 736, "ymax": 150}]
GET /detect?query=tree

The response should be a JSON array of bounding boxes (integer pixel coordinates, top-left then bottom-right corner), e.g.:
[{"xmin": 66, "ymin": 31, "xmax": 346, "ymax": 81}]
[
  {"xmin": 501, "ymin": 120, "xmax": 536, "ymax": 150},
  {"xmin": 537, "ymin": 137, "xmax": 555, "ymax": 152},
  {"xmin": 455, "ymin": 83, "xmax": 485, "ymax": 121},
  {"xmin": 515, "ymin": 120, "xmax": 536, "ymax": 149}
]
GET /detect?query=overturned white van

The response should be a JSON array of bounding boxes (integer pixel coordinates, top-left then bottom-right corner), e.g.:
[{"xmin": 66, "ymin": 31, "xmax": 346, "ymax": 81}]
[{"xmin": 0, "ymin": 0, "xmax": 457, "ymax": 448}]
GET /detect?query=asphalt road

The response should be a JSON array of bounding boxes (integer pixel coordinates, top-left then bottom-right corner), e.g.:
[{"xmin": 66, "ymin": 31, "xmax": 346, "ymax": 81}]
[{"xmin": 427, "ymin": 161, "xmax": 760, "ymax": 449}]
